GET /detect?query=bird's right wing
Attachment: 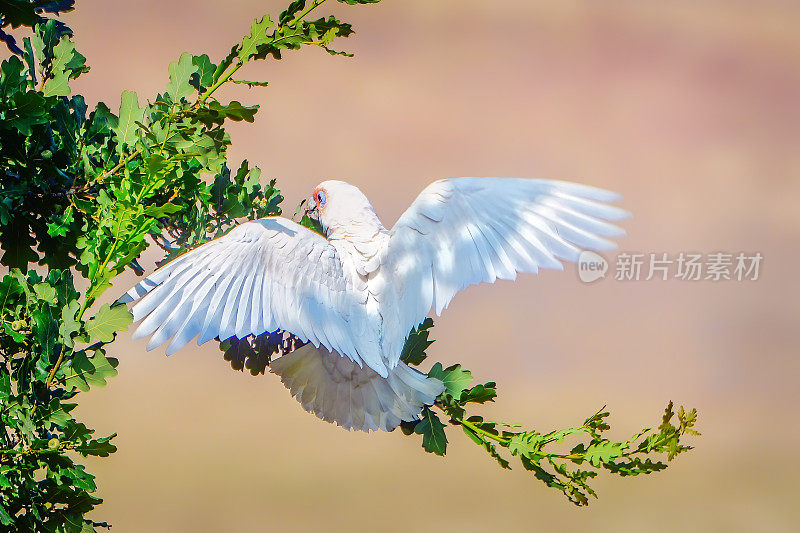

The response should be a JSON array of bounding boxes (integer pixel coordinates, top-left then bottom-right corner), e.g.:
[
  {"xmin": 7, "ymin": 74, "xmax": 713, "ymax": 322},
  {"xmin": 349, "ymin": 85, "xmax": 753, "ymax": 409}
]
[
  {"xmin": 381, "ymin": 177, "xmax": 630, "ymax": 365},
  {"xmin": 120, "ymin": 217, "xmax": 383, "ymax": 374}
]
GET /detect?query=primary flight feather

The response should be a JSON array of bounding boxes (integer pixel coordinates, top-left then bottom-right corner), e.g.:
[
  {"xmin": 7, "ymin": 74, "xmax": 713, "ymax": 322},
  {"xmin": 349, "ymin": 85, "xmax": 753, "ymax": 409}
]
[{"xmin": 121, "ymin": 177, "xmax": 629, "ymax": 431}]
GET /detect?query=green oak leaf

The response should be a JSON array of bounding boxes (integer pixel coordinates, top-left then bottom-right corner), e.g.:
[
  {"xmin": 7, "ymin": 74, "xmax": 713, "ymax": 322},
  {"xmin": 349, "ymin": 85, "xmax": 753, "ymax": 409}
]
[
  {"xmin": 279, "ymin": 0, "xmax": 307, "ymax": 23},
  {"xmin": 46, "ymin": 205, "xmax": 74, "ymax": 238},
  {"xmin": 221, "ymin": 336, "xmax": 253, "ymax": 372},
  {"xmin": 84, "ymin": 303, "xmax": 133, "ymax": 343},
  {"xmin": 74, "ymin": 434, "xmax": 117, "ymax": 457},
  {"xmin": 87, "ymin": 100, "xmax": 118, "ymax": 139},
  {"xmin": 115, "ymin": 90, "xmax": 145, "ymax": 154},
  {"xmin": 59, "ymin": 299, "xmax": 82, "ymax": 348},
  {"xmin": 414, "ymin": 407, "xmax": 447, "ymax": 456},
  {"xmin": 33, "ymin": 306, "xmax": 58, "ymax": 363},
  {"xmin": 460, "ymin": 382, "xmax": 497, "ymax": 404},
  {"xmin": 299, "ymin": 213, "xmax": 324, "ymax": 235},
  {"xmin": 62, "ymin": 419, "xmax": 94, "ymax": 443},
  {"xmin": 238, "ymin": 15, "xmax": 275, "ymax": 62},
  {"xmin": 43, "ymin": 34, "xmax": 88, "ymax": 97},
  {"xmin": 35, "ymin": 399, "xmax": 77, "ymax": 428},
  {"xmin": 6, "ymin": 91, "xmax": 49, "ymax": 135},
  {"xmin": 58, "ymin": 464, "xmax": 98, "ymax": 492},
  {"xmin": 196, "ymin": 100, "xmax": 259, "ymax": 126},
  {"xmin": 190, "ymin": 53, "xmax": 216, "ymax": 91},
  {"xmin": 427, "ymin": 362, "xmax": 473, "ymax": 400},
  {"xmin": 0, "ymin": 56, "xmax": 25, "ymax": 98},
  {"xmin": 248, "ymin": 333, "xmax": 276, "ymax": 375},
  {"xmin": 22, "ymin": 35, "xmax": 36, "ymax": 84},
  {"xmin": 0, "ymin": 273, "xmax": 24, "ymax": 309},
  {"xmin": 400, "ymin": 318, "xmax": 434, "ymax": 366},
  {"xmin": 166, "ymin": 52, "xmax": 196, "ymax": 101},
  {"xmin": 584, "ymin": 440, "xmax": 625, "ymax": 467},
  {"xmin": 143, "ymin": 202, "xmax": 182, "ymax": 218},
  {"xmin": 62, "ymin": 349, "xmax": 119, "ymax": 391},
  {"xmin": 33, "ymin": 282, "xmax": 56, "ymax": 302},
  {"xmin": 209, "ymin": 100, "xmax": 258, "ymax": 122},
  {"xmin": 508, "ymin": 431, "xmax": 545, "ymax": 458}
]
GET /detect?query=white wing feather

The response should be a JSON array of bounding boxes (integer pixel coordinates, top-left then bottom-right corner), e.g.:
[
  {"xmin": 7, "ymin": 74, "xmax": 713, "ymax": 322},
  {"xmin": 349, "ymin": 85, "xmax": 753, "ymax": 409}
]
[
  {"xmin": 382, "ymin": 177, "xmax": 630, "ymax": 366},
  {"xmin": 120, "ymin": 217, "xmax": 385, "ymax": 374}
]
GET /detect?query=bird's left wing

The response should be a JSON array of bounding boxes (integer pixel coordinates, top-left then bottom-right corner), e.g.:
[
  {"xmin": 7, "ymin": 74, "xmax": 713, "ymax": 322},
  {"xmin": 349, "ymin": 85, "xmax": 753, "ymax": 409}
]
[
  {"xmin": 119, "ymin": 217, "xmax": 371, "ymax": 368},
  {"xmin": 381, "ymin": 177, "xmax": 630, "ymax": 366}
]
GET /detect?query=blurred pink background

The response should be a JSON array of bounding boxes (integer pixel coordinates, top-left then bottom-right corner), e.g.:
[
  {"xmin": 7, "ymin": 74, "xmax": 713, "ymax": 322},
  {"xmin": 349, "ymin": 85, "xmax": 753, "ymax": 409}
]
[{"xmin": 16, "ymin": 0, "xmax": 800, "ymax": 530}]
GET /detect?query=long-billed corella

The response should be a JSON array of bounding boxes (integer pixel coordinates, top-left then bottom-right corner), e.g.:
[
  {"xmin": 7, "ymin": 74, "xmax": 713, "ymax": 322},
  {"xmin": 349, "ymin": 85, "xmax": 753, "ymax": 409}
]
[{"xmin": 121, "ymin": 178, "xmax": 629, "ymax": 431}]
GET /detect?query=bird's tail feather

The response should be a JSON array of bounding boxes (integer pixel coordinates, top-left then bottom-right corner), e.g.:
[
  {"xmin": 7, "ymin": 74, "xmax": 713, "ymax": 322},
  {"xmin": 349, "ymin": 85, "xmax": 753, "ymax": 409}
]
[{"xmin": 270, "ymin": 344, "xmax": 444, "ymax": 432}]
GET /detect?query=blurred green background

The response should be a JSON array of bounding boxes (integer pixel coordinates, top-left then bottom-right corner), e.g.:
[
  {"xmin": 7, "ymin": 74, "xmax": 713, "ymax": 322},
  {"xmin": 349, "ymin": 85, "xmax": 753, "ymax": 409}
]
[{"xmin": 35, "ymin": 0, "xmax": 800, "ymax": 530}]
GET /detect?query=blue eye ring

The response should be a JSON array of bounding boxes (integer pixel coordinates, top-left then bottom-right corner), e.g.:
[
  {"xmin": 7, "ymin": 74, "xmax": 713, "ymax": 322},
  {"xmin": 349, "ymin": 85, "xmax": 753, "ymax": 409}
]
[{"xmin": 316, "ymin": 190, "xmax": 327, "ymax": 208}]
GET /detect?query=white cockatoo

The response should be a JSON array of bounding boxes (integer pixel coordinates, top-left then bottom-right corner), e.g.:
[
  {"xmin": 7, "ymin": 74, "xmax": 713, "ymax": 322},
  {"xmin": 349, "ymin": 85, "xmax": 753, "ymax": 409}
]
[{"xmin": 121, "ymin": 178, "xmax": 629, "ymax": 432}]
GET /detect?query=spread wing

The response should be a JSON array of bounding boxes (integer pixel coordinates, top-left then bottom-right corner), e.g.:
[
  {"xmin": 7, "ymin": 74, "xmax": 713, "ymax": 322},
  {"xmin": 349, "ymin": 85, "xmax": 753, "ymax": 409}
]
[
  {"xmin": 381, "ymin": 177, "xmax": 630, "ymax": 365},
  {"xmin": 120, "ymin": 217, "xmax": 386, "ymax": 375}
]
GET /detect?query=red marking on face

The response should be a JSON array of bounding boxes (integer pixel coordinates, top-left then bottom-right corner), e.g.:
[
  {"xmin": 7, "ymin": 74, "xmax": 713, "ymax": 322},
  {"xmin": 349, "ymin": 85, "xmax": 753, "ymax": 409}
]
[{"xmin": 312, "ymin": 187, "xmax": 327, "ymax": 210}]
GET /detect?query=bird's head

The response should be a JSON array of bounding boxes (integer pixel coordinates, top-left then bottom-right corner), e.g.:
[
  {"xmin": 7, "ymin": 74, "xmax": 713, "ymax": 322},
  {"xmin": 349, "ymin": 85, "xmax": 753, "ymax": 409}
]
[{"xmin": 306, "ymin": 180, "xmax": 384, "ymax": 238}]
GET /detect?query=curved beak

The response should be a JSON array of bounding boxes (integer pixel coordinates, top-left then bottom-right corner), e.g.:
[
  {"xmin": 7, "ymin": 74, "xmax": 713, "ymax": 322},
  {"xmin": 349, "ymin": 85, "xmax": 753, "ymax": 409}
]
[{"xmin": 304, "ymin": 198, "xmax": 319, "ymax": 220}]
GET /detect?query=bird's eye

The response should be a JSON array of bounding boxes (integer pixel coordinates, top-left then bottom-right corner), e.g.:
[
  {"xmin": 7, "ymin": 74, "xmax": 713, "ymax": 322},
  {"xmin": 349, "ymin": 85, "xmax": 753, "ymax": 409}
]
[{"xmin": 316, "ymin": 190, "xmax": 327, "ymax": 207}]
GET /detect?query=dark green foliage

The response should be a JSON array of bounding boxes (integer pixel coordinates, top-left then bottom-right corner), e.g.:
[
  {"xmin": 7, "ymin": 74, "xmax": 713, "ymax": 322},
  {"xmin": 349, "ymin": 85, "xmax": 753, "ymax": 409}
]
[
  {"xmin": 222, "ymin": 330, "xmax": 305, "ymax": 376},
  {"xmin": 0, "ymin": 268, "xmax": 122, "ymax": 530},
  {"xmin": 0, "ymin": 1, "xmax": 74, "ymax": 55},
  {"xmin": 399, "ymin": 317, "xmax": 434, "ymax": 366},
  {"xmin": 0, "ymin": 0, "xmax": 375, "ymax": 529},
  {"xmin": 298, "ymin": 203, "xmax": 325, "ymax": 235},
  {"xmin": 414, "ymin": 406, "xmax": 447, "ymax": 456}
]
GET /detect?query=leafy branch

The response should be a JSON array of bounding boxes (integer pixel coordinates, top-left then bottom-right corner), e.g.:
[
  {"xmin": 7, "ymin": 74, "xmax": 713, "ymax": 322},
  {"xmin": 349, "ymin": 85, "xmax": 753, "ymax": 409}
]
[{"xmin": 397, "ymin": 320, "xmax": 700, "ymax": 506}]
